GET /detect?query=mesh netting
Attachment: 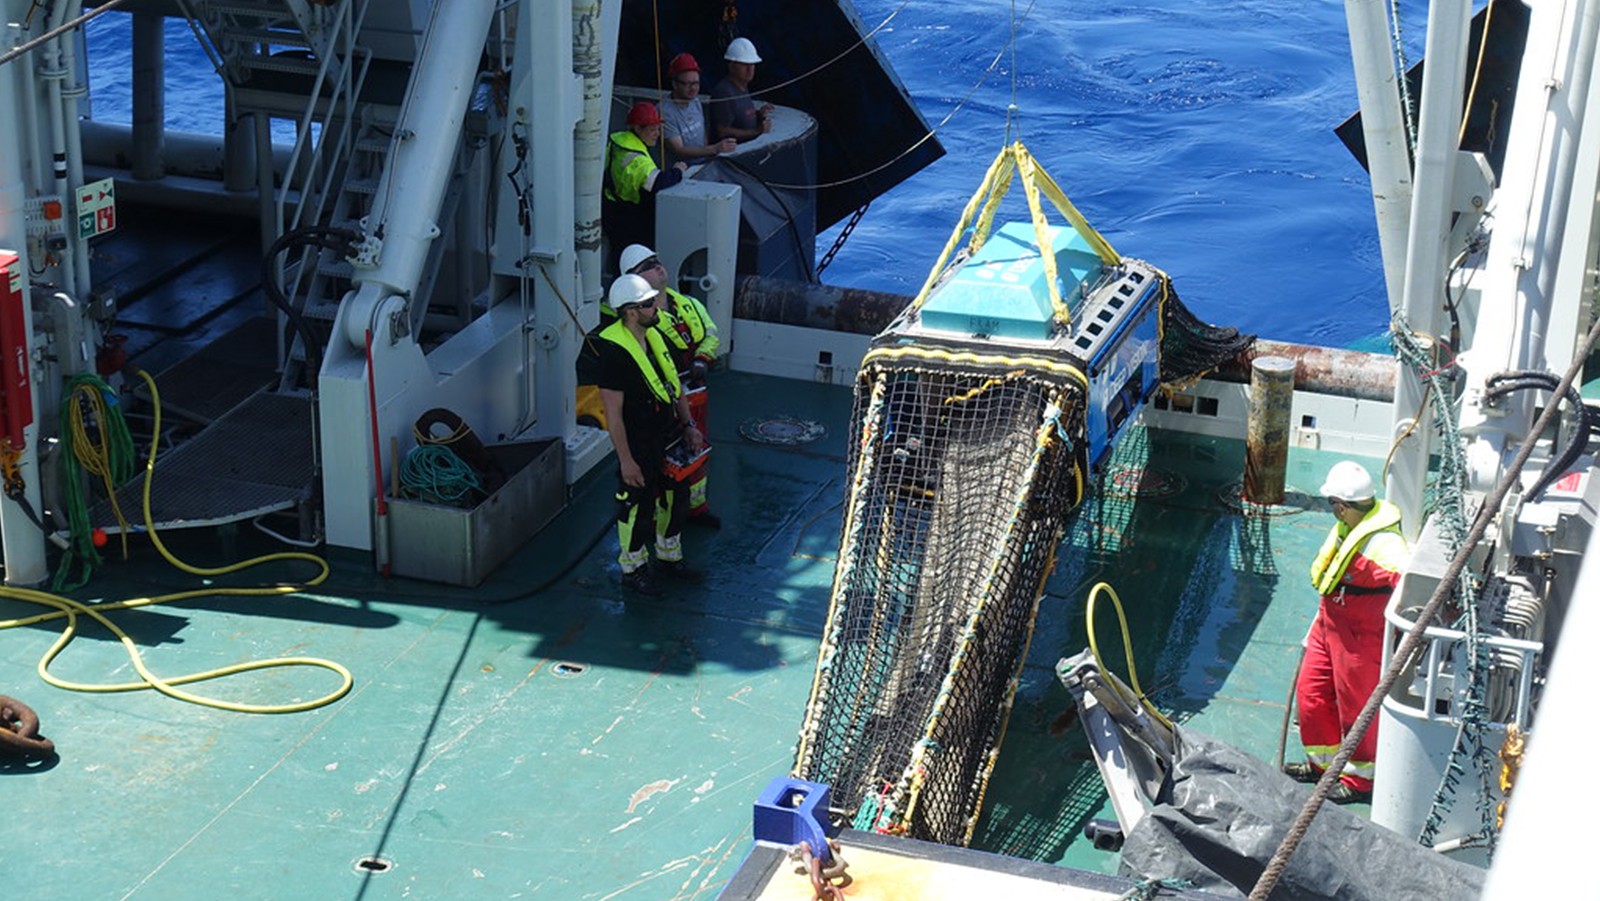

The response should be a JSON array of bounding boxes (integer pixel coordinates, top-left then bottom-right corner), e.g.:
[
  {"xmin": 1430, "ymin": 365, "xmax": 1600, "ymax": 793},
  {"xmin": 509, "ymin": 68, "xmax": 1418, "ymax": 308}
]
[
  {"xmin": 793, "ymin": 267, "xmax": 1250, "ymax": 846},
  {"xmin": 793, "ymin": 345, "xmax": 1089, "ymax": 845},
  {"xmin": 1160, "ymin": 279, "xmax": 1256, "ymax": 387}
]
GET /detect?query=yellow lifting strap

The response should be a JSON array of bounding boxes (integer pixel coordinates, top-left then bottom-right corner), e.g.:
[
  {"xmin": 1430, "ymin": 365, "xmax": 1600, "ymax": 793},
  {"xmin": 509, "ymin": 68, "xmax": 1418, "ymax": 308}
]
[{"xmin": 910, "ymin": 141, "xmax": 1121, "ymax": 328}]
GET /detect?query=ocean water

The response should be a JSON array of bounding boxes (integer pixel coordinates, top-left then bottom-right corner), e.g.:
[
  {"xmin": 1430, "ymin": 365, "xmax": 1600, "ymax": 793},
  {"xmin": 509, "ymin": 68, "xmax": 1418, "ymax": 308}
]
[
  {"xmin": 84, "ymin": 2, "xmax": 1424, "ymax": 348},
  {"xmin": 825, "ymin": 0, "xmax": 1432, "ymax": 350}
]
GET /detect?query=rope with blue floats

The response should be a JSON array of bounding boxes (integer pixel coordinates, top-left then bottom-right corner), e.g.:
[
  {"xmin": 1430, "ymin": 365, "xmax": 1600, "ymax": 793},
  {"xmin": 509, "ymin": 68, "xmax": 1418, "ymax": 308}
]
[{"xmin": 1390, "ymin": 318, "xmax": 1499, "ymax": 850}]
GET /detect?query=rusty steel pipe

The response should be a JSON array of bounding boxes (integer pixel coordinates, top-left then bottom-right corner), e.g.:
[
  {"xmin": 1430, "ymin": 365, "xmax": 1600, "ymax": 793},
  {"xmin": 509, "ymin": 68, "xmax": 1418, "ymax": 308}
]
[
  {"xmin": 733, "ymin": 278, "xmax": 1397, "ymax": 403},
  {"xmin": 1245, "ymin": 356, "xmax": 1295, "ymax": 505},
  {"xmin": 1214, "ymin": 339, "xmax": 1396, "ymax": 402},
  {"xmin": 734, "ymin": 275, "xmax": 912, "ymax": 335}
]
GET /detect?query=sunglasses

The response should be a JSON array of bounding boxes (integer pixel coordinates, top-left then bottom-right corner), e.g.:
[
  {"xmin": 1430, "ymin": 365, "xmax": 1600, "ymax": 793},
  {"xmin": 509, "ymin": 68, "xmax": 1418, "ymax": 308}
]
[{"xmin": 629, "ymin": 258, "xmax": 663, "ymax": 275}]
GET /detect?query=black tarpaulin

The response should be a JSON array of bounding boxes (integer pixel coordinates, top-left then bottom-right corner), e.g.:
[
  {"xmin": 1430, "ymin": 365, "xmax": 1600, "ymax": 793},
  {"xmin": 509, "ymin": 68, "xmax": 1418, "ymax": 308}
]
[{"xmin": 1118, "ymin": 728, "xmax": 1485, "ymax": 901}]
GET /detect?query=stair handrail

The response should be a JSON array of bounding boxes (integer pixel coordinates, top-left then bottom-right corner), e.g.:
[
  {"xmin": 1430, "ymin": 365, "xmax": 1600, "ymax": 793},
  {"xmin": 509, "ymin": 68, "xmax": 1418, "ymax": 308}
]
[{"xmin": 276, "ymin": 0, "xmax": 373, "ymax": 236}]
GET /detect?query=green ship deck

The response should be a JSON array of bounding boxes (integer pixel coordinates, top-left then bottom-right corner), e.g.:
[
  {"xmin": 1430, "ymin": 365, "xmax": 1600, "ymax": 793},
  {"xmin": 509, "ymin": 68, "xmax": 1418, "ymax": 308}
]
[
  {"xmin": 4, "ymin": 363, "xmax": 1367, "ymax": 898},
  {"xmin": 2, "ymin": 213, "xmax": 1369, "ymax": 899}
]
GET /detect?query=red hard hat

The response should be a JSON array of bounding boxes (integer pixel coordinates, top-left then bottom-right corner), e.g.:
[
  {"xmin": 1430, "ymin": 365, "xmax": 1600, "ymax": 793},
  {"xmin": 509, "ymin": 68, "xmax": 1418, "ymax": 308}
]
[
  {"xmin": 626, "ymin": 101, "xmax": 662, "ymax": 127},
  {"xmin": 667, "ymin": 52, "xmax": 700, "ymax": 78}
]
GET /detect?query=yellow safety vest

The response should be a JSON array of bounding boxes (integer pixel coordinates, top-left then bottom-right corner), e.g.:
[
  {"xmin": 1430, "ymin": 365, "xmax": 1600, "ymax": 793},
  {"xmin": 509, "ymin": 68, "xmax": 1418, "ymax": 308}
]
[
  {"xmin": 1310, "ymin": 499, "xmax": 1406, "ymax": 595},
  {"xmin": 598, "ymin": 319, "xmax": 681, "ymax": 405},
  {"xmin": 655, "ymin": 288, "xmax": 719, "ymax": 359},
  {"xmin": 604, "ymin": 130, "xmax": 656, "ymax": 204}
]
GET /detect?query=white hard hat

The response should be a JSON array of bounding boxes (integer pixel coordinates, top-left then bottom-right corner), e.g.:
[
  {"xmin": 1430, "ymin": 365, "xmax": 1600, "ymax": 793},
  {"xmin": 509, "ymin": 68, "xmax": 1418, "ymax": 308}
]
[
  {"xmin": 619, "ymin": 244, "xmax": 656, "ymax": 275},
  {"xmin": 1320, "ymin": 461, "xmax": 1375, "ymax": 502},
  {"xmin": 724, "ymin": 37, "xmax": 762, "ymax": 64},
  {"xmin": 608, "ymin": 273, "xmax": 659, "ymax": 310}
]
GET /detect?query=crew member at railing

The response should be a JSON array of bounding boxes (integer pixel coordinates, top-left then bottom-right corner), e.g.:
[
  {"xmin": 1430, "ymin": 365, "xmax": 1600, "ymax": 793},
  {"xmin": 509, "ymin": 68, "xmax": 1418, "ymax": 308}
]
[
  {"xmin": 662, "ymin": 52, "xmax": 738, "ymax": 166},
  {"xmin": 709, "ymin": 37, "xmax": 775, "ymax": 144},
  {"xmin": 1284, "ymin": 461, "xmax": 1409, "ymax": 804},
  {"xmin": 603, "ymin": 101, "xmax": 687, "ymax": 271}
]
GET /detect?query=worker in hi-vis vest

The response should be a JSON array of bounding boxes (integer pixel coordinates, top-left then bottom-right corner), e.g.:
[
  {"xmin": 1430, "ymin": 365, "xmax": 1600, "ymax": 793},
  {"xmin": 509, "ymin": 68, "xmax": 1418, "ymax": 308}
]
[
  {"xmin": 1284, "ymin": 460, "xmax": 1409, "ymax": 803},
  {"xmin": 595, "ymin": 274, "xmax": 706, "ymax": 597},
  {"xmin": 617, "ymin": 243, "xmax": 721, "ymax": 528},
  {"xmin": 602, "ymin": 101, "xmax": 686, "ymax": 273}
]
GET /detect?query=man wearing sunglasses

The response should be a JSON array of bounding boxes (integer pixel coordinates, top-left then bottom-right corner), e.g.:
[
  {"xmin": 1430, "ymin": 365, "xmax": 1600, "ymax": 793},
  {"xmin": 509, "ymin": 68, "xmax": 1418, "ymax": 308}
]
[
  {"xmin": 1284, "ymin": 460, "xmax": 1408, "ymax": 803},
  {"xmin": 618, "ymin": 244, "xmax": 721, "ymax": 528},
  {"xmin": 596, "ymin": 274, "xmax": 706, "ymax": 596}
]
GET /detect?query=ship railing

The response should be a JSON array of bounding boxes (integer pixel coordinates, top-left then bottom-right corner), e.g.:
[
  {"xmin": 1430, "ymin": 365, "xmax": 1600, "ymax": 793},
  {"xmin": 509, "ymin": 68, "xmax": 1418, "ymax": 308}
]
[
  {"xmin": 179, "ymin": 1, "xmax": 373, "ymax": 238},
  {"xmin": 1380, "ymin": 602, "xmax": 1542, "ymax": 731}
]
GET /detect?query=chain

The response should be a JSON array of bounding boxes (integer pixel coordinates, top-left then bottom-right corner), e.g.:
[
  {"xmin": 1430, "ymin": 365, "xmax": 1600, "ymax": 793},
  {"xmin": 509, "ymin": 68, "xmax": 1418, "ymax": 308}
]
[
  {"xmin": 791, "ymin": 840, "xmax": 850, "ymax": 901},
  {"xmin": 1117, "ymin": 877, "xmax": 1194, "ymax": 900},
  {"xmin": 815, "ymin": 203, "xmax": 869, "ymax": 275},
  {"xmin": 1496, "ymin": 723, "xmax": 1525, "ymax": 829}
]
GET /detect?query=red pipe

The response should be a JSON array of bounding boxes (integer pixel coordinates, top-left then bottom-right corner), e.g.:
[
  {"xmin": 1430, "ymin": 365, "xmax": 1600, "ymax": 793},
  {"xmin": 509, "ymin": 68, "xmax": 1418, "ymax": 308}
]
[{"xmin": 364, "ymin": 329, "xmax": 389, "ymax": 576}]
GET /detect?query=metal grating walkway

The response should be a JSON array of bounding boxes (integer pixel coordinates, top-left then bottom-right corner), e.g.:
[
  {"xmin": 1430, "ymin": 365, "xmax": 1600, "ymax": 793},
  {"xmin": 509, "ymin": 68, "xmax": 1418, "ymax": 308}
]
[{"xmin": 91, "ymin": 391, "xmax": 315, "ymax": 531}]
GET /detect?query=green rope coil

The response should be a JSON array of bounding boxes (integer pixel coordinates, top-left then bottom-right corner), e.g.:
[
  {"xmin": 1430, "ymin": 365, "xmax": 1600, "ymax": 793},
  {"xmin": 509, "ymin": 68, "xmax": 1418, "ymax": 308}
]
[
  {"xmin": 400, "ymin": 444, "xmax": 482, "ymax": 504},
  {"xmin": 53, "ymin": 374, "xmax": 136, "ymax": 592}
]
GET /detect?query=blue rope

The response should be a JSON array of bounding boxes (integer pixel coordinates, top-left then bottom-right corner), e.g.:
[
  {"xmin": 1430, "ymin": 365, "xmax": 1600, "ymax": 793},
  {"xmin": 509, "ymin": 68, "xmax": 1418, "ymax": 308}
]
[{"xmin": 400, "ymin": 444, "xmax": 482, "ymax": 504}]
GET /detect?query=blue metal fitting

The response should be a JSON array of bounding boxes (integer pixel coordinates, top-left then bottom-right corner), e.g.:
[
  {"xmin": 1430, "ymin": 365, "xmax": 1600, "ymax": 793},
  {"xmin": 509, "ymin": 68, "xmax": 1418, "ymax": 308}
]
[{"xmin": 752, "ymin": 776, "xmax": 833, "ymax": 862}]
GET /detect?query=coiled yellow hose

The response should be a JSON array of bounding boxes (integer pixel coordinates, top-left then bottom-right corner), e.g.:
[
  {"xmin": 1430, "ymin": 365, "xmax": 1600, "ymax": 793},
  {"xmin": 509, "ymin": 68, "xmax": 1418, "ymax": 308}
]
[{"xmin": 0, "ymin": 370, "xmax": 350, "ymax": 714}]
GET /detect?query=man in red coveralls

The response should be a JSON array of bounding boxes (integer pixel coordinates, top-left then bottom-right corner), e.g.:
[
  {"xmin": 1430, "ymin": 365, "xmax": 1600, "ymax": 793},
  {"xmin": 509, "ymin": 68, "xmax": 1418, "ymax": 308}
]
[{"xmin": 1284, "ymin": 460, "xmax": 1409, "ymax": 803}]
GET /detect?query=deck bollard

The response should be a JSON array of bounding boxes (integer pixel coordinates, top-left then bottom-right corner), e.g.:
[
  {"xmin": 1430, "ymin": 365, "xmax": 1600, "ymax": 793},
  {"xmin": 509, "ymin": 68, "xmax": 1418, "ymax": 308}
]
[{"xmin": 1245, "ymin": 356, "xmax": 1295, "ymax": 505}]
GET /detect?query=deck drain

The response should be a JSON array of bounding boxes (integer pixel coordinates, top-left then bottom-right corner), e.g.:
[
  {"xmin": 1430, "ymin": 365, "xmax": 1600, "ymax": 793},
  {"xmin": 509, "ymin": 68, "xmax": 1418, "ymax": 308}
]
[
  {"xmin": 354, "ymin": 856, "xmax": 393, "ymax": 875},
  {"xmin": 551, "ymin": 661, "xmax": 588, "ymax": 678},
  {"xmin": 739, "ymin": 415, "xmax": 826, "ymax": 446},
  {"xmin": 1104, "ymin": 466, "xmax": 1187, "ymax": 498}
]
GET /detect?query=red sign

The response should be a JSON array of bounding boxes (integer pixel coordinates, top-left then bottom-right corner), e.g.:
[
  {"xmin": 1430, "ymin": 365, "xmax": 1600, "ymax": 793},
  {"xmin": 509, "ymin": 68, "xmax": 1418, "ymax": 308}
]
[{"xmin": 1553, "ymin": 470, "xmax": 1586, "ymax": 494}]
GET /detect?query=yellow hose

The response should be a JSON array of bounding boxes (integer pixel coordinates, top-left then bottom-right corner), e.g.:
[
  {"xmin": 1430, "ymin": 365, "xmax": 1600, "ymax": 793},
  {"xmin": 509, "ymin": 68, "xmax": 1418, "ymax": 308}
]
[
  {"xmin": 0, "ymin": 370, "xmax": 351, "ymax": 714},
  {"xmin": 1085, "ymin": 581, "xmax": 1173, "ymax": 731},
  {"xmin": 64, "ymin": 378, "xmax": 132, "ymax": 558}
]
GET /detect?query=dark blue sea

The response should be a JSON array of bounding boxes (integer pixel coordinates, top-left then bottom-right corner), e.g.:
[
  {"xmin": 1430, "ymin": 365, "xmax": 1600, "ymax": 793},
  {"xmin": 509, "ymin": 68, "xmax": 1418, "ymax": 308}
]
[{"xmin": 86, "ymin": 2, "xmax": 1422, "ymax": 349}]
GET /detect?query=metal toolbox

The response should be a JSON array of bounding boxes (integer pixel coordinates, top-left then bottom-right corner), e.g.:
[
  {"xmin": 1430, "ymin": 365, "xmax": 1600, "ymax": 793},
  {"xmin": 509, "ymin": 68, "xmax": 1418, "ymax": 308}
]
[{"xmin": 384, "ymin": 438, "xmax": 566, "ymax": 586}]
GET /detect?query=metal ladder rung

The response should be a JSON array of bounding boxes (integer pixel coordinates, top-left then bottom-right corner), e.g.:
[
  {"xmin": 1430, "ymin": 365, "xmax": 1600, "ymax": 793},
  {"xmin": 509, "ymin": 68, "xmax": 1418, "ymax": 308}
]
[
  {"xmin": 207, "ymin": 1, "xmax": 296, "ymax": 21},
  {"xmin": 317, "ymin": 259, "xmax": 353, "ymax": 280},
  {"xmin": 219, "ymin": 26, "xmax": 312, "ymax": 47},
  {"xmin": 238, "ymin": 54, "xmax": 323, "ymax": 76},
  {"xmin": 343, "ymin": 176, "xmax": 380, "ymax": 195},
  {"xmin": 302, "ymin": 299, "xmax": 342, "ymax": 321}
]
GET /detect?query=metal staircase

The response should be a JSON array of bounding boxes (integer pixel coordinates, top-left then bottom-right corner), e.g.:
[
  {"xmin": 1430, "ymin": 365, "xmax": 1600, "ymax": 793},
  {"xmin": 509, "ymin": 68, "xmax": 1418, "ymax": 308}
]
[
  {"xmin": 182, "ymin": 0, "xmax": 479, "ymax": 370},
  {"xmin": 179, "ymin": 0, "xmax": 375, "ymax": 378},
  {"xmin": 108, "ymin": 2, "xmax": 493, "ymax": 539}
]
